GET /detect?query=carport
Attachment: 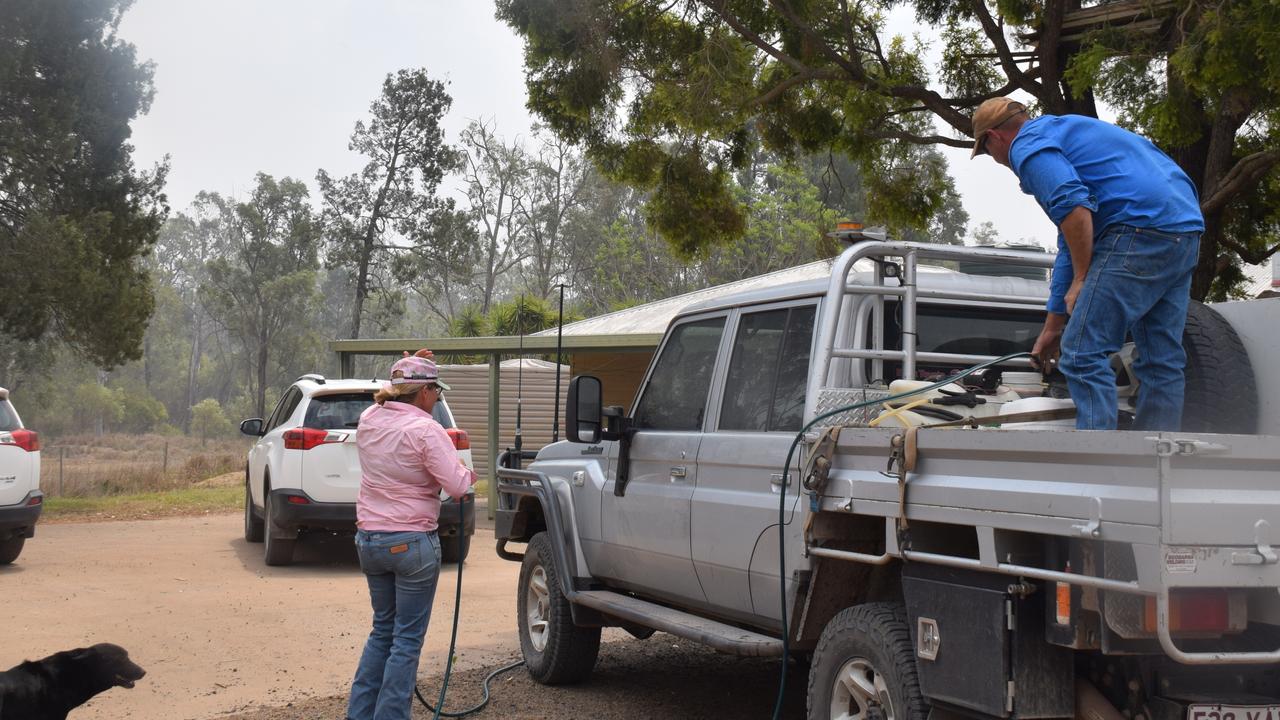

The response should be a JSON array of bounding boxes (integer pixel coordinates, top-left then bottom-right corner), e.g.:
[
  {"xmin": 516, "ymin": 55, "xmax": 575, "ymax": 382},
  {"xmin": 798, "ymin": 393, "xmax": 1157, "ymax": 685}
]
[{"xmin": 329, "ymin": 258, "xmax": 845, "ymax": 513}]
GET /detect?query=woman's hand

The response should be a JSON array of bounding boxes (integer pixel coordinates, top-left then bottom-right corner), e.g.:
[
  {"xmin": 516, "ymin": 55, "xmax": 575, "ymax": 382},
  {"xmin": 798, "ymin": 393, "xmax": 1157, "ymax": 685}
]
[{"xmin": 402, "ymin": 348, "xmax": 434, "ymax": 359}]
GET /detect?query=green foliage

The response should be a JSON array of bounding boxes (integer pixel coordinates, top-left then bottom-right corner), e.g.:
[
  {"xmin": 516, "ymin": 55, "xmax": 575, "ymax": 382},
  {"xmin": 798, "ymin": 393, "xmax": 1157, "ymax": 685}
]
[
  {"xmin": 0, "ymin": 0, "xmax": 168, "ymax": 368},
  {"xmin": 500, "ymin": 0, "xmax": 1280, "ymax": 296},
  {"xmin": 74, "ymin": 383, "xmax": 124, "ymax": 436},
  {"xmin": 116, "ymin": 381, "xmax": 169, "ymax": 433},
  {"xmin": 448, "ymin": 306, "xmax": 488, "ymax": 338},
  {"xmin": 317, "ymin": 68, "xmax": 457, "ymax": 339},
  {"xmin": 189, "ymin": 398, "xmax": 231, "ymax": 445},
  {"xmin": 488, "ymin": 296, "xmax": 555, "ymax": 336}
]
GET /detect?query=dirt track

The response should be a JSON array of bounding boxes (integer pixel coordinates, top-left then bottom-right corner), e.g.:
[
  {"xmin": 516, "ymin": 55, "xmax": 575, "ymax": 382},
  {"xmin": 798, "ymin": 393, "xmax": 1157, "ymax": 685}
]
[{"xmin": 3, "ymin": 511, "xmax": 808, "ymax": 719}]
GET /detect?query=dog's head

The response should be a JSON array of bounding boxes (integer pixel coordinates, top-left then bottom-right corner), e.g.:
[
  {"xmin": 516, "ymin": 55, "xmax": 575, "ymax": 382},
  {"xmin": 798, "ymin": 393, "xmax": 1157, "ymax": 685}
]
[{"xmin": 61, "ymin": 643, "xmax": 146, "ymax": 691}]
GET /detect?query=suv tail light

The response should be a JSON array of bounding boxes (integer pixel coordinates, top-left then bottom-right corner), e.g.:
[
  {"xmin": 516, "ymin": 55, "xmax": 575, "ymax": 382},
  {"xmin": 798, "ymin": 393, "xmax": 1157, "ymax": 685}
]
[
  {"xmin": 446, "ymin": 428, "xmax": 470, "ymax": 450},
  {"xmin": 283, "ymin": 428, "xmax": 346, "ymax": 450},
  {"xmin": 0, "ymin": 429, "xmax": 39, "ymax": 452}
]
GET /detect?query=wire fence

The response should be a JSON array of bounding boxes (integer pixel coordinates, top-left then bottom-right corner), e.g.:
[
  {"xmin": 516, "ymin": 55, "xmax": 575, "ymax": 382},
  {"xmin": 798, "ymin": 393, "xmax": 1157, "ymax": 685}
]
[{"xmin": 38, "ymin": 435, "xmax": 247, "ymax": 498}]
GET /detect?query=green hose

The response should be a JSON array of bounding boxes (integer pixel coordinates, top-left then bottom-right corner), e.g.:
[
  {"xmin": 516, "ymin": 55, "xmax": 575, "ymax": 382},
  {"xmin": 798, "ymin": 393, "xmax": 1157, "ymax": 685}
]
[{"xmin": 771, "ymin": 352, "xmax": 1033, "ymax": 719}]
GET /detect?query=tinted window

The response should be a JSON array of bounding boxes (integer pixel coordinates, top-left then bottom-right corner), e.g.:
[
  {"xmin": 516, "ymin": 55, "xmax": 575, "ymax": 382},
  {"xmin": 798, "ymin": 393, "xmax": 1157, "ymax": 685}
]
[
  {"xmin": 304, "ymin": 393, "xmax": 454, "ymax": 429},
  {"xmin": 720, "ymin": 306, "xmax": 816, "ymax": 432},
  {"xmin": 267, "ymin": 388, "xmax": 303, "ymax": 431},
  {"xmin": 633, "ymin": 317, "xmax": 726, "ymax": 431},
  {"xmin": 875, "ymin": 303, "xmax": 1044, "ymax": 379},
  {"xmin": 305, "ymin": 393, "xmax": 375, "ymax": 429},
  {"xmin": 0, "ymin": 401, "xmax": 20, "ymax": 432}
]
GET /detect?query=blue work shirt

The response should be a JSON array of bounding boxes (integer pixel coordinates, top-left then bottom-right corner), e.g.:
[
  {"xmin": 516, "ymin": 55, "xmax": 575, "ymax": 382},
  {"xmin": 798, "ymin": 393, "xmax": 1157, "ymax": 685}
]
[{"xmin": 1009, "ymin": 114, "xmax": 1204, "ymax": 314}]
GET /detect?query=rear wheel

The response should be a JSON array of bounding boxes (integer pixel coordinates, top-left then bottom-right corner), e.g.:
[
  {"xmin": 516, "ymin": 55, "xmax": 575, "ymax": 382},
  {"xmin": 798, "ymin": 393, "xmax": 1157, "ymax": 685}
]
[
  {"xmin": 0, "ymin": 536, "xmax": 24, "ymax": 565},
  {"xmin": 1181, "ymin": 301, "xmax": 1258, "ymax": 434},
  {"xmin": 807, "ymin": 603, "xmax": 928, "ymax": 720},
  {"xmin": 244, "ymin": 469, "xmax": 264, "ymax": 543},
  {"xmin": 262, "ymin": 484, "xmax": 296, "ymax": 567},
  {"xmin": 517, "ymin": 531, "xmax": 600, "ymax": 684},
  {"xmin": 440, "ymin": 533, "xmax": 471, "ymax": 564}
]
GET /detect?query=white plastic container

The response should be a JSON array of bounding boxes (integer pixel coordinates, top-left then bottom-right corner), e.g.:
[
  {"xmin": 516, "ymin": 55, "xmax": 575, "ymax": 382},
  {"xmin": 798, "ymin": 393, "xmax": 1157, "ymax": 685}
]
[
  {"xmin": 1002, "ymin": 371, "xmax": 1045, "ymax": 398},
  {"xmin": 998, "ymin": 396, "xmax": 1076, "ymax": 430}
]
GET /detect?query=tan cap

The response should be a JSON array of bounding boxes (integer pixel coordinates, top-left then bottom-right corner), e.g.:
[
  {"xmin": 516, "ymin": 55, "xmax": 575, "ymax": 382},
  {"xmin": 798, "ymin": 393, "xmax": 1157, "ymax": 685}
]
[{"xmin": 970, "ymin": 97, "xmax": 1027, "ymax": 158}]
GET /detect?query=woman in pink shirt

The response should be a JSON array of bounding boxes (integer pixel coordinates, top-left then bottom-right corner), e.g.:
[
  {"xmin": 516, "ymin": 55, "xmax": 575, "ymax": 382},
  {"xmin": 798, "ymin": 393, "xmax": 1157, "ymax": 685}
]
[{"xmin": 347, "ymin": 352, "xmax": 475, "ymax": 720}]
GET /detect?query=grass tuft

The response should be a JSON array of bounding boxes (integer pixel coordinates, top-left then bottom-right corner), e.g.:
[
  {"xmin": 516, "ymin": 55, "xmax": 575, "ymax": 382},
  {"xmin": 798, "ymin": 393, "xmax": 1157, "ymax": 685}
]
[{"xmin": 41, "ymin": 486, "xmax": 242, "ymax": 522}]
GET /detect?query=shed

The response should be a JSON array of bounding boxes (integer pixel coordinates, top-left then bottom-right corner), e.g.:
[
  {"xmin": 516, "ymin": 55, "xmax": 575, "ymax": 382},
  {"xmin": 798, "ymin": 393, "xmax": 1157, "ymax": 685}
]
[{"xmin": 440, "ymin": 359, "xmax": 568, "ymax": 483}]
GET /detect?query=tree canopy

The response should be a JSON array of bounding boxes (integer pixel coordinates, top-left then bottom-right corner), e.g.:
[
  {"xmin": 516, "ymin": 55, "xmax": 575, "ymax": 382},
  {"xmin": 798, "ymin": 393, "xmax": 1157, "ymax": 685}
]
[
  {"xmin": 0, "ymin": 0, "xmax": 167, "ymax": 367},
  {"xmin": 496, "ymin": 0, "xmax": 1280, "ymax": 297}
]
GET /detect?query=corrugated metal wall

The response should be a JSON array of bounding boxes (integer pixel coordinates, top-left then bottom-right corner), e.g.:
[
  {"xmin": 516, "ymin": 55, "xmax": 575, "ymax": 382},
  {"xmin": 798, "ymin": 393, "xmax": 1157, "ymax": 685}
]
[{"xmin": 440, "ymin": 359, "xmax": 568, "ymax": 482}]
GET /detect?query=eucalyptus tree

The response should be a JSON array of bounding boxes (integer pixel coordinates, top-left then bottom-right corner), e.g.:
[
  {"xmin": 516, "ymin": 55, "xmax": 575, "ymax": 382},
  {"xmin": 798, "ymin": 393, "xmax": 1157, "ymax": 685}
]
[
  {"xmin": 317, "ymin": 68, "xmax": 456, "ymax": 339},
  {"xmin": 199, "ymin": 175, "xmax": 322, "ymax": 418},
  {"xmin": 0, "ymin": 0, "xmax": 167, "ymax": 367},
  {"xmin": 496, "ymin": 0, "xmax": 1280, "ymax": 297}
]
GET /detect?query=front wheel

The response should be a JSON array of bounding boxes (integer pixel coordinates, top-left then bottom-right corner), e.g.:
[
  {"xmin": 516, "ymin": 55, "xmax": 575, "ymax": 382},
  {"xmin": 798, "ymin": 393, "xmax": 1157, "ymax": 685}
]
[
  {"xmin": 517, "ymin": 531, "xmax": 600, "ymax": 685},
  {"xmin": 0, "ymin": 536, "xmax": 24, "ymax": 565},
  {"xmin": 807, "ymin": 603, "xmax": 928, "ymax": 720},
  {"xmin": 244, "ymin": 470, "xmax": 264, "ymax": 543}
]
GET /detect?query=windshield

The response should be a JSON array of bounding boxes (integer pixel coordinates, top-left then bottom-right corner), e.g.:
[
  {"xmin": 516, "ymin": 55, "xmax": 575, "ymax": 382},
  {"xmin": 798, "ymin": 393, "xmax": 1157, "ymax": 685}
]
[
  {"xmin": 0, "ymin": 400, "xmax": 19, "ymax": 432},
  {"xmin": 303, "ymin": 392, "xmax": 454, "ymax": 429}
]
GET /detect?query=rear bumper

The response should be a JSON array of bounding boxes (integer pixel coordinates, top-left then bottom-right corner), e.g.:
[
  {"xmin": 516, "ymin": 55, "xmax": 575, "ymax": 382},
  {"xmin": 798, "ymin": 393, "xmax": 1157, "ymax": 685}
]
[
  {"xmin": 0, "ymin": 491, "xmax": 43, "ymax": 538},
  {"xmin": 268, "ymin": 489, "xmax": 355, "ymax": 533},
  {"xmin": 438, "ymin": 495, "xmax": 476, "ymax": 539},
  {"xmin": 267, "ymin": 489, "xmax": 476, "ymax": 538}
]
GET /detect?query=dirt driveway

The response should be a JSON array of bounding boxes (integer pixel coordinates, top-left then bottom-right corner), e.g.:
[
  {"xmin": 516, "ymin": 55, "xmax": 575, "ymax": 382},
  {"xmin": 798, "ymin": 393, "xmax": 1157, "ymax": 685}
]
[{"xmin": 4, "ymin": 512, "xmax": 808, "ymax": 719}]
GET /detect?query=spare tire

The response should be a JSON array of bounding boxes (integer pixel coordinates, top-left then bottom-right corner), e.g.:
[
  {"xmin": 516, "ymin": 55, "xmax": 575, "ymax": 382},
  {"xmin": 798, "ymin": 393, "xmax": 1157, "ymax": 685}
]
[{"xmin": 1180, "ymin": 301, "xmax": 1258, "ymax": 434}]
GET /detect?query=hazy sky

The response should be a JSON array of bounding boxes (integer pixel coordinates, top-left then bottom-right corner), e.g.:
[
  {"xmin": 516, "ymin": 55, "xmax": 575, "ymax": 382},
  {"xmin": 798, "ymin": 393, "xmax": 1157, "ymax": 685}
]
[{"xmin": 119, "ymin": 1, "xmax": 1056, "ymax": 249}]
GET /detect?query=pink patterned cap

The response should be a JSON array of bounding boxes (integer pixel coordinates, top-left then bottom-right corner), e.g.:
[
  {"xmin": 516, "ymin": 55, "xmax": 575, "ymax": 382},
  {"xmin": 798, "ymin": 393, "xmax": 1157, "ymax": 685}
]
[{"xmin": 386, "ymin": 355, "xmax": 451, "ymax": 391}]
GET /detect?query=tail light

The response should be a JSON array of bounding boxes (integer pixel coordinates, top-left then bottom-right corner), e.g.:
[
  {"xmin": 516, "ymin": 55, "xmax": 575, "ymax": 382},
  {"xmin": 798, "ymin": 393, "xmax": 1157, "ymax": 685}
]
[
  {"xmin": 0, "ymin": 429, "xmax": 39, "ymax": 452},
  {"xmin": 283, "ymin": 428, "xmax": 345, "ymax": 450},
  {"xmin": 1143, "ymin": 589, "xmax": 1247, "ymax": 635},
  {"xmin": 446, "ymin": 428, "xmax": 470, "ymax": 450}
]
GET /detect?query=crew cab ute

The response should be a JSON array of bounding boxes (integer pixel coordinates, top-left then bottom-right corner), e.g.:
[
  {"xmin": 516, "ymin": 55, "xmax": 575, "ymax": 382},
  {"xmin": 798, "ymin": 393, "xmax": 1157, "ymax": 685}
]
[{"xmin": 496, "ymin": 236, "xmax": 1280, "ymax": 720}]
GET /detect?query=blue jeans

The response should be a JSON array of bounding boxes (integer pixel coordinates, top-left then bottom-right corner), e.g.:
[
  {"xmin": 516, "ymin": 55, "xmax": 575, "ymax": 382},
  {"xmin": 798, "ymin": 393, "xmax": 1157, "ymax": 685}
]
[
  {"xmin": 347, "ymin": 530, "xmax": 441, "ymax": 720},
  {"xmin": 1060, "ymin": 226, "xmax": 1200, "ymax": 430}
]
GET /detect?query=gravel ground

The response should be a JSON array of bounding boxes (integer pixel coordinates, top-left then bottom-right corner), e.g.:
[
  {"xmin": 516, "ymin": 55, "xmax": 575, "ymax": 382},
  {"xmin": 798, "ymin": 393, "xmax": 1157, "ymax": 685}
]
[{"xmin": 221, "ymin": 634, "xmax": 810, "ymax": 720}]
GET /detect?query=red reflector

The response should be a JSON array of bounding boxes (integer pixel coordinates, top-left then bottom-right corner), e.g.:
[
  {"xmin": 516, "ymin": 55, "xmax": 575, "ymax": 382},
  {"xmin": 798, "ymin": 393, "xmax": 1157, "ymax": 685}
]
[
  {"xmin": 287, "ymin": 496, "xmax": 310, "ymax": 505},
  {"xmin": 10, "ymin": 429, "xmax": 39, "ymax": 452},
  {"xmin": 283, "ymin": 427, "xmax": 338, "ymax": 450},
  {"xmin": 446, "ymin": 428, "xmax": 470, "ymax": 450},
  {"xmin": 27, "ymin": 495, "xmax": 42, "ymax": 506},
  {"xmin": 1143, "ymin": 589, "xmax": 1240, "ymax": 634}
]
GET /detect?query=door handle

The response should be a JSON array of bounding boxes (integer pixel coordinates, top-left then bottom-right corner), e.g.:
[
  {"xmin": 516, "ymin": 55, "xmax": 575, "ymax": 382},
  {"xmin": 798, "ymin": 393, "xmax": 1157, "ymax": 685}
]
[
  {"xmin": 770, "ymin": 472, "xmax": 791, "ymax": 488},
  {"xmin": 669, "ymin": 466, "xmax": 687, "ymax": 478}
]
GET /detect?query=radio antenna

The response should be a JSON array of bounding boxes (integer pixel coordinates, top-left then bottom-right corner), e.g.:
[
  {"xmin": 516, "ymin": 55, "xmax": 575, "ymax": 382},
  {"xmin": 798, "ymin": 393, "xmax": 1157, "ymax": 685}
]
[{"xmin": 552, "ymin": 283, "xmax": 566, "ymax": 442}]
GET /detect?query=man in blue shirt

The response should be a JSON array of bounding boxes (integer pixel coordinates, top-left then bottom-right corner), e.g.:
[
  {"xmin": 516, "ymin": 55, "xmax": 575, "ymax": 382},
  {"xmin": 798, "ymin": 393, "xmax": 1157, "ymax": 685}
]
[{"xmin": 971, "ymin": 97, "xmax": 1204, "ymax": 430}]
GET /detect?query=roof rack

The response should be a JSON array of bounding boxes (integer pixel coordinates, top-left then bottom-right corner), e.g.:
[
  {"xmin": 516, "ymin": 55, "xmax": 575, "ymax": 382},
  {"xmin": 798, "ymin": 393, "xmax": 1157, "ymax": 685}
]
[{"xmin": 295, "ymin": 373, "xmax": 326, "ymax": 385}]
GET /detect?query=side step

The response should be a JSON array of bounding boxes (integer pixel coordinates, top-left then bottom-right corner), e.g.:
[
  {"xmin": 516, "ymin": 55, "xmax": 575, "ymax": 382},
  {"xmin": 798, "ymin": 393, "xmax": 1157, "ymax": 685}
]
[{"xmin": 573, "ymin": 590, "xmax": 785, "ymax": 657}]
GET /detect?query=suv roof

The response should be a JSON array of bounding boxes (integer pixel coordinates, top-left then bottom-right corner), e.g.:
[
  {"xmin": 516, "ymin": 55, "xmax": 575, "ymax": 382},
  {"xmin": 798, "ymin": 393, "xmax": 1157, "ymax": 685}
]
[{"xmin": 292, "ymin": 377, "xmax": 383, "ymax": 395}]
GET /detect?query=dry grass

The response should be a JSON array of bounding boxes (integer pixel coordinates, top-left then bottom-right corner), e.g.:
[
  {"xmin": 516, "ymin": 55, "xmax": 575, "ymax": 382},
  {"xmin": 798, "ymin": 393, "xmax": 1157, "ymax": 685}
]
[{"xmin": 38, "ymin": 433, "xmax": 249, "ymax": 498}]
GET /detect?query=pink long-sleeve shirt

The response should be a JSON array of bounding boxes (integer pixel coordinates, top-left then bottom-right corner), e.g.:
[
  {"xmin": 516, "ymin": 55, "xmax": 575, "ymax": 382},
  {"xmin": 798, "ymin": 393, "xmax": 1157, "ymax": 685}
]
[{"xmin": 355, "ymin": 401, "xmax": 476, "ymax": 533}]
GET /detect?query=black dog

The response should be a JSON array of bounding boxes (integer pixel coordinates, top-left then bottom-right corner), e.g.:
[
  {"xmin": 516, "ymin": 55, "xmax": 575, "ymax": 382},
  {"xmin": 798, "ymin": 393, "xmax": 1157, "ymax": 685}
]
[{"xmin": 0, "ymin": 643, "xmax": 145, "ymax": 720}]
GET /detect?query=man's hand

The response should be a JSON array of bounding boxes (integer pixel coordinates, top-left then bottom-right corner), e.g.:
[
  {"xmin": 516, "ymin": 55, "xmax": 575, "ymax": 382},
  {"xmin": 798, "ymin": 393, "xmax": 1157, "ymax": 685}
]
[
  {"xmin": 1032, "ymin": 314, "xmax": 1067, "ymax": 371},
  {"xmin": 1065, "ymin": 279, "xmax": 1085, "ymax": 315}
]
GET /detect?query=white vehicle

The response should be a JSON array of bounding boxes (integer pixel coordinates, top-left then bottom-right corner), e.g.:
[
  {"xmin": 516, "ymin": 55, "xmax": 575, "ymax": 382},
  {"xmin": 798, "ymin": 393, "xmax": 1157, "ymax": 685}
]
[
  {"xmin": 239, "ymin": 375, "xmax": 475, "ymax": 567},
  {"xmin": 0, "ymin": 386, "xmax": 42, "ymax": 565}
]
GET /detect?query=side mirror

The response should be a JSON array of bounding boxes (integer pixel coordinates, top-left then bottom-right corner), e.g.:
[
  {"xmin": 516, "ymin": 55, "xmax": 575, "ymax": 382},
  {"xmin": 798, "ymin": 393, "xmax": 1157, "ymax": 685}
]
[
  {"xmin": 240, "ymin": 418, "xmax": 264, "ymax": 437},
  {"xmin": 565, "ymin": 375, "xmax": 603, "ymax": 444}
]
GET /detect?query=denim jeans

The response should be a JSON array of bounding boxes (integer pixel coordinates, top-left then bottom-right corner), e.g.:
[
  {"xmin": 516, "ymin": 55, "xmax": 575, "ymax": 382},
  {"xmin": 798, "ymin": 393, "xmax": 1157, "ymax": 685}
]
[
  {"xmin": 347, "ymin": 529, "xmax": 441, "ymax": 720},
  {"xmin": 1059, "ymin": 226, "xmax": 1200, "ymax": 430}
]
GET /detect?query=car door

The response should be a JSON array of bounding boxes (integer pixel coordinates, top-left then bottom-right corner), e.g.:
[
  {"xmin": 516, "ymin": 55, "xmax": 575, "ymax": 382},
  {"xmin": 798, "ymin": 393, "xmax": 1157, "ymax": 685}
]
[
  {"xmin": 249, "ymin": 388, "xmax": 301, "ymax": 504},
  {"xmin": 599, "ymin": 314, "xmax": 728, "ymax": 608},
  {"xmin": 692, "ymin": 301, "xmax": 817, "ymax": 625}
]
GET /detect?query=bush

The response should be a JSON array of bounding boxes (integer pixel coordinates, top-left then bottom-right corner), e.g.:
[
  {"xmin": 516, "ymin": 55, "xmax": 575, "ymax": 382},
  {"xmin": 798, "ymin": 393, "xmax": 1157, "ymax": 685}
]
[{"xmin": 190, "ymin": 398, "xmax": 232, "ymax": 445}]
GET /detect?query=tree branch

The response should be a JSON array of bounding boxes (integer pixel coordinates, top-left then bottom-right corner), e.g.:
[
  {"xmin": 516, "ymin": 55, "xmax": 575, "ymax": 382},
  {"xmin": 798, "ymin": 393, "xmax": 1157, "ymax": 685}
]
[
  {"xmin": 700, "ymin": 0, "xmax": 807, "ymax": 72},
  {"xmin": 968, "ymin": 0, "xmax": 1042, "ymax": 100},
  {"xmin": 1201, "ymin": 148, "xmax": 1280, "ymax": 215}
]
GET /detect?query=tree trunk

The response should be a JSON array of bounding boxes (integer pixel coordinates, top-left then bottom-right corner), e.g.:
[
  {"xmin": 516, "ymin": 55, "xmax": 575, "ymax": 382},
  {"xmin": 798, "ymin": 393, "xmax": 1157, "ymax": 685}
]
[
  {"xmin": 351, "ymin": 243, "xmax": 369, "ymax": 340},
  {"xmin": 256, "ymin": 335, "xmax": 269, "ymax": 419},
  {"xmin": 184, "ymin": 312, "xmax": 202, "ymax": 432}
]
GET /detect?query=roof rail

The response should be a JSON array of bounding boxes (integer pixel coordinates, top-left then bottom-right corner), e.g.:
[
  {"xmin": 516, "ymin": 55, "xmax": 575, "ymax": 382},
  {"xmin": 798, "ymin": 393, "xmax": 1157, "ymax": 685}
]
[{"xmin": 295, "ymin": 373, "xmax": 326, "ymax": 385}]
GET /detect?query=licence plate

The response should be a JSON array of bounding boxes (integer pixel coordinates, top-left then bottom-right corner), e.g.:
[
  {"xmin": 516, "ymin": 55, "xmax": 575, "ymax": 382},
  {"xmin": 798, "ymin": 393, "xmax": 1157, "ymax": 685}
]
[{"xmin": 1189, "ymin": 705, "xmax": 1280, "ymax": 720}]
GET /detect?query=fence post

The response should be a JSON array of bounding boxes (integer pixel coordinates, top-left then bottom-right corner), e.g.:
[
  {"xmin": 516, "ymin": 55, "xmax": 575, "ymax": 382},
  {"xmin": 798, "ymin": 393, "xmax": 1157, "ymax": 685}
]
[
  {"xmin": 59, "ymin": 447, "xmax": 65, "ymax": 496},
  {"xmin": 162, "ymin": 442, "xmax": 169, "ymax": 475}
]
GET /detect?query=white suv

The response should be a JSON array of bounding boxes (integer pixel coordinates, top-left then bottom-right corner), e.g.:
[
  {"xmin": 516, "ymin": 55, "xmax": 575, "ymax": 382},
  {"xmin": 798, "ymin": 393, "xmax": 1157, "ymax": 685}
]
[
  {"xmin": 0, "ymin": 386, "xmax": 42, "ymax": 565},
  {"xmin": 240, "ymin": 375, "xmax": 475, "ymax": 566}
]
